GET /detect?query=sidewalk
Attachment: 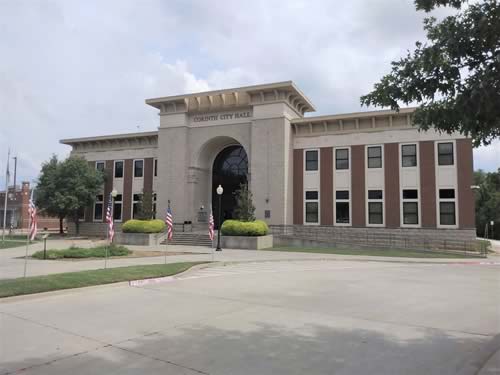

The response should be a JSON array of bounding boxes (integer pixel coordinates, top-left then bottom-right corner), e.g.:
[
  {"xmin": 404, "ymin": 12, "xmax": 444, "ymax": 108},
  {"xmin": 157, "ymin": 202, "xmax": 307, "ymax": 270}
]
[{"xmin": 1, "ymin": 238, "xmax": 498, "ymax": 280}]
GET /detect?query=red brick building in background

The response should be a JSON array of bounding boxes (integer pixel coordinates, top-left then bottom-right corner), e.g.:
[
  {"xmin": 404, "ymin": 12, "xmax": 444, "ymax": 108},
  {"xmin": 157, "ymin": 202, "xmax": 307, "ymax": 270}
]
[{"xmin": 0, "ymin": 182, "xmax": 61, "ymax": 231}]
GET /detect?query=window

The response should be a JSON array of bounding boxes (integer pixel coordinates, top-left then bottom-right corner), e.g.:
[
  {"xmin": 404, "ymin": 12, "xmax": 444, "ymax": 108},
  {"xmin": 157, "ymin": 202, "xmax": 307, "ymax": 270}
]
[
  {"xmin": 402, "ymin": 189, "xmax": 419, "ymax": 225},
  {"xmin": 134, "ymin": 160, "xmax": 144, "ymax": 178},
  {"xmin": 95, "ymin": 161, "xmax": 105, "ymax": 172},
  {"xmin": 94, "ymin": 194, "xmax": 104, "ymax": 221},
  {"xmin": 335, "ymin": 190, "xmax": 350, "ymax": 224},
  {"xmin": 368, "ymin": 203, "xmax": 383, "ymax": 224},
  {"xmin": 438, "ymin": 142, "xmax": 454, "ymax": 166},
  {"xmin": 367, "ymin": 146, "xmax": 382, "ymax": 168},
  {"xmin": 305, "ymin": 190, "xmax": 319, "ymax": 223},
  {"xmin": 132, "ymin": 193, "xmax": 143, "ymax": 219},
  {"xmin": 114, "ymin": 161, "xmax": 124, "ymax": 178},
  {"xmin": 154, "ymin": 159, "xmax": 158, "ymax": 177},
  {"xmin": 440, "ymin": 202, "xmax": 456, "ymax": 225},
  {"xmin": 439, "ymin": 189, "xmax": 455, "ymax": 199},
  {"xmin": 336, "ymin": 191, "xmax": 349, "ymax": 200},
  {"xmin": 305, "ymin": 150, "xmax": 318, "ymax": 171},
  {"xmin": 335, "ymin": 149, "xmax": 349, "ymax": 170},
  {"xmin": 401, "ymin": 144, "xmax": 417, "ymax": 167},
  {"xmin": 439, "ymin": 189, "xmax": 456, "ymax": 225},
  {"xmin": 403, "ymin": 189, "xmax": 418, "ymax": 200},
  {"xmin": 368, "ymin": 190, "xmax": 383, "ymax": 200},
  {"xmin": 113, "ymin": 194, "xmax": 122, "ymax": 221},
  {"xmin": 367, "ymin": 189, "xmax": 383, "ymax": 225}
]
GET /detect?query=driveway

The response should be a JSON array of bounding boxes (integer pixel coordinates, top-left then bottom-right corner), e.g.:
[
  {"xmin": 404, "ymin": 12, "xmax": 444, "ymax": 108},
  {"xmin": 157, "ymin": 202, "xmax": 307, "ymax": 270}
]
[{"xmin": 1, "ymin": 259, "xmax": 499, "ymax": 374}]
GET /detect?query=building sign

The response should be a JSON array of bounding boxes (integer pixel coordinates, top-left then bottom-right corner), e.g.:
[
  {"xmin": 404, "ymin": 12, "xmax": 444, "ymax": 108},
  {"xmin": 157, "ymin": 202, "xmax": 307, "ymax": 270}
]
[{"xmin": 193, "ymin": 111, "xmax": 252, "ymax": 123}]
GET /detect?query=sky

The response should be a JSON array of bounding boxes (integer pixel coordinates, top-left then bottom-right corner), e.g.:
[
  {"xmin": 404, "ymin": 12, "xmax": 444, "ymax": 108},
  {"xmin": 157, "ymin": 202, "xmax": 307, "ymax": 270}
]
[{"xmin": 0, "ymin": 0, "xmax": 498, "ymax": 188}]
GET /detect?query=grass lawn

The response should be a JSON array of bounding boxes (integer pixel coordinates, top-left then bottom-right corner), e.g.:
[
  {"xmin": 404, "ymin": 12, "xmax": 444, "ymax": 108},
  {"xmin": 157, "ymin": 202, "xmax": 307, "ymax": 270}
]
[
  {"xmin": 3, "ymin": 234, "xmax": 39, "ymax": 241},
  {"xmin": 0, "ymin": 240, "xmax": 28, "ymax": 249},
  {"xmin": 32, "ymin": 245, "xmax": 131, "ymax": 259},
  {"xmin": 0, "ymin": 262, "xmax": 207, "ymax": 298},
  {"xmin": 268, "ymin": 246, "xmax": 473, "ymax": 258}
]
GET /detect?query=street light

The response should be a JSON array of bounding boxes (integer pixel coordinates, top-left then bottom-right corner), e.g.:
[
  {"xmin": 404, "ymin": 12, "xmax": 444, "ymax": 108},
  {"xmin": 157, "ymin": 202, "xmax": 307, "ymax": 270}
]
[{"xmin": 216, "ymin": 184, "xmax": 223, "ymax": 251}]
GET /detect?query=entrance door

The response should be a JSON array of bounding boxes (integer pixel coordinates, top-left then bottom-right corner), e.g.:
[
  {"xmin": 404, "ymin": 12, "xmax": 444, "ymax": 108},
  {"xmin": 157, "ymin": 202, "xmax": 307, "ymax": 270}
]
[{"xmin": 212, "ymin": 145, "xmax": 248, "ymax": 228}]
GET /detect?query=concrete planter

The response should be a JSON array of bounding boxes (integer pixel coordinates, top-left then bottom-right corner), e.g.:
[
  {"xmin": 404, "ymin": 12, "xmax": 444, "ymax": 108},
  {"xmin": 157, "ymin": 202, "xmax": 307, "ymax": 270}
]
[
  {"xmin": 114, "ymin": 232, "xmax": 162, "ymax": 246},
  {"xmin": 220, "ymin": 235, "xmax": 273, "ymax": 250}
]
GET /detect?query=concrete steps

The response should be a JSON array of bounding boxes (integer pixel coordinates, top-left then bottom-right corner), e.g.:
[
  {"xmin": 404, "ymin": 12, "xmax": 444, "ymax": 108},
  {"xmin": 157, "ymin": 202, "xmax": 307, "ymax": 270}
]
[{"xmin": 161, "ymin": 232, "xmax": 213, "ymax": 247}]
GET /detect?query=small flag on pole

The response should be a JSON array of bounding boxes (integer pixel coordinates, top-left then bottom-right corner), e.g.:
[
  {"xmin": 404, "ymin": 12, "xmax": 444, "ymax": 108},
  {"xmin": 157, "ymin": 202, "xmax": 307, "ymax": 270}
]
[
  {"xmin": 28, "ymin": 190, "xmax": 37, "ymax": 241},
  {"xmin": 208, "ymin": 209, "xmax": 214, "ymax": 241},
  {"xmin": 165, "ymin": 203, "xmax": 173, "ymax": 241},
  {"xmin": 105, "ymin": 192, "xmax": 114, "ymax": 242}
]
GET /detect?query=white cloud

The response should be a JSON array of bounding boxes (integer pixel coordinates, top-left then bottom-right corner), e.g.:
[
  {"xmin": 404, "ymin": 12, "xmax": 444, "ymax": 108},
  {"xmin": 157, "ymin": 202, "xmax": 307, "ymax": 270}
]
[{"xmin": 0, "ymin": 0, "xmax": 498, "ymax": 190}]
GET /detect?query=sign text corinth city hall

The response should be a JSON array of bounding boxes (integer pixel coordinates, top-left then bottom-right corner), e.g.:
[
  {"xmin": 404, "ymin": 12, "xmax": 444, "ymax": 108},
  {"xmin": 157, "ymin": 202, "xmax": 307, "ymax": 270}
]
[{"xmin": 193, "ymin": 111, "xmax": 251, "ymax": 122}]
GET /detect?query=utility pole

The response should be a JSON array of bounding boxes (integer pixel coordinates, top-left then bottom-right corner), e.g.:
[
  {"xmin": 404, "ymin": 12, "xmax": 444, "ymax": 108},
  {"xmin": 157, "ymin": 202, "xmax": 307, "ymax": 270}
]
[
  {"xmin": 2, "ymin": 149, "xmax": 10, "ymax": 243},
  {"xmin": 12, "ymin": 156, "xmax": 17, "ymax": 192}
]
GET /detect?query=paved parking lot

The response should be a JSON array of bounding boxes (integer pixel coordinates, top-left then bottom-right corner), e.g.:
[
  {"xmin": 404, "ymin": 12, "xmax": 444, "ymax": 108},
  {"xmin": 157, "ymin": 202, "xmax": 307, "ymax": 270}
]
[{"xmin": 1, "ymin": 259, "xmax": 499, "ymax": 374}]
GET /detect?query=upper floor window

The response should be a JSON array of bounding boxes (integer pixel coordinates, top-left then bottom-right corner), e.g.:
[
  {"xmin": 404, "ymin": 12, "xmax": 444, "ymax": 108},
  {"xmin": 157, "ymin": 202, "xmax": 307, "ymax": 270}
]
[
  {"xmin": 335, "ymin": 149, "xmax": 349, "ymax": 170},
  {"xmin": 367, "ymin": 146, "xmax": 382, "ymax": 168},
  {"xmin": 95, "ymin": 161, "xmax": 105, "ymax": 172},
  {"xmin": 134, "ymin": 160, "xmax": 144, "ymax": 178},
  {"xmin": 401, "ymin": 144, "xmax": 417, "ymax": 167},
  {"xmin": 154, "ymin": 159, "xmax": 158, "ymax": 177},
  {"xmin": 305, "ymin": 150, "xmax": 318, "ymax": 171},
  {"xmin": 94, "ymin": 194, "xmax": 104, "ymax": 221},
  {"xmin": 438, "ymin": 143, "xmax": 454, "ymax": 166},
  {"xmin": 114, "ymin": 161, "xmax": 124, "ymax": 178}
]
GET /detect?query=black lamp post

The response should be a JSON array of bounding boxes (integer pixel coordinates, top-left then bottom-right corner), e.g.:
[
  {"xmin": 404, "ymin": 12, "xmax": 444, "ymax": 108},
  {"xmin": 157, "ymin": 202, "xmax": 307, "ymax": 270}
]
[{"xmin": 216, "ymin": 184, "xmax": 223, "ymax": 251}]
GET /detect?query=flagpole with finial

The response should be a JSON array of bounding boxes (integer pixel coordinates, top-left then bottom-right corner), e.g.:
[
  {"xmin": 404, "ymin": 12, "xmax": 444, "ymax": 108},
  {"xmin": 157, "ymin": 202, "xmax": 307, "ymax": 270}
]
[{"xmin": 2, "ymin": 148, "xmax": 10, "ymax": 244}]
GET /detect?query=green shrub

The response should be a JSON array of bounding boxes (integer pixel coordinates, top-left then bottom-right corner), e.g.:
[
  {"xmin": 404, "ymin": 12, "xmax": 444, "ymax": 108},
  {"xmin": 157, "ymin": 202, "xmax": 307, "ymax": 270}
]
[
  {"xmin": 32, "ymin": 245, "xmax": 131, "ymax": 259},
  {"xmin": 121, "ymin": 219, "xmax": 166, "ymax": 233},
  {"xmin": 220, "ymin": 220, "xmax": 269, "ymax": 236}
]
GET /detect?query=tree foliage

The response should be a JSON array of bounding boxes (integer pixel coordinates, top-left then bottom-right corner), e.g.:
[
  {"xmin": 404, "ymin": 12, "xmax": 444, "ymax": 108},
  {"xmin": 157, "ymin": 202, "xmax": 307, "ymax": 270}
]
[
  {"xmin": 361, "ymin": 0, "xmax": 500, "ymax": 146},
  {"xmin": 474, "ymin": 168, "xmax": 500, "ymax": 239},
  {"xmin": 36, "ymin": 155, "xmax": 104, "ymax": 235},
  {"xmin": 233, "ymin": 183, "xmax": 256, "ymax": 222},
  {"xmin": 134, "ymin": 191, "xmax": 155, "ymax": 220}
]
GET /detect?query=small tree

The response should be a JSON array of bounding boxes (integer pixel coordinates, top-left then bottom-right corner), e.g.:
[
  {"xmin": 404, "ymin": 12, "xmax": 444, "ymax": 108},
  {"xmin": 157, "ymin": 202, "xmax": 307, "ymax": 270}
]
[
  {"xmin": 36, "ymin": 156, "xmax": 103, "ymax": 235},
  {"xmin": 233, "ymin": 183, "xmax": 256, "ymax": 222},
  {"xmin": 135, "ymin": 191, "xmax": 154, "ymax": 220}
]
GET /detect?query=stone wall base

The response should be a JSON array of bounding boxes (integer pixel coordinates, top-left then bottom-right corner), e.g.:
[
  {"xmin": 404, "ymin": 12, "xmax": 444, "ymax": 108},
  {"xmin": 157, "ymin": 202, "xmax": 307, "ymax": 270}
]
[
  {"xmin": 67, "ymin": 222, "xmax": 123, "ymax": 238},
  {"xmin": 270, "ymin": 225, "xmax": 477, "ymax": 252}
]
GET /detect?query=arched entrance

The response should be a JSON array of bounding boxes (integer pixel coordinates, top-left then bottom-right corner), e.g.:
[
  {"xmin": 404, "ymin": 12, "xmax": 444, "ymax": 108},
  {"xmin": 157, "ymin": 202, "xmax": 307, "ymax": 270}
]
[{"xmin": 212, "ymin": 145, "xmax": 248, "ymax": 227}]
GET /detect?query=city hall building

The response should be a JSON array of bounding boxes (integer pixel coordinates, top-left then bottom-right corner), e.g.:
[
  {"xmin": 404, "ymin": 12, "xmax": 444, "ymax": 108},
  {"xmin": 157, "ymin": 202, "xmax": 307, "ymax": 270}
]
[{"xmin": 61, "ymin": 81, "xmax": 476, "ymax": 247}]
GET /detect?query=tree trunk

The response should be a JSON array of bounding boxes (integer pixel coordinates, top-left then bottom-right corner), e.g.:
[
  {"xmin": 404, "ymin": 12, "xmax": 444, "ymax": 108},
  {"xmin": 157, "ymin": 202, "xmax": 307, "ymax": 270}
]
[
  {"xmin": 59, "ymin": 216, "xmax": 64, "ymax": 234},
  {"xmin": 74, "ymin": 214, "xmax": 80, "ymax": 237}
]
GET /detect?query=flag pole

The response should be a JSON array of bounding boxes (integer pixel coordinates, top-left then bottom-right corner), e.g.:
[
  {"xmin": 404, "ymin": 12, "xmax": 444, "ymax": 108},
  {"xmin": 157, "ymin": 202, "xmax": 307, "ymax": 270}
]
[
  {"xmin": 165, "ymin": 200, "xmax": 170, "ymax": 264},
  {"xmin": 2, "ymin": 148, "xmax": 10, "ymax": 244}
]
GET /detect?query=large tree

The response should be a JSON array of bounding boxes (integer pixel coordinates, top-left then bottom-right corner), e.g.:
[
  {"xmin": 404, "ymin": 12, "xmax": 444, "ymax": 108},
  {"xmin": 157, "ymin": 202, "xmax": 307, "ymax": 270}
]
[
  {"xmin": 36, "ymin": 156, "xmax": 104, "ymax": 235},
  {"xmin": 474, "ymin": 168, "xmax": 500, "ymax": 239},
  {"xmin": 361, "ymin": 0, "xmax": 500, "ymax": 146}
]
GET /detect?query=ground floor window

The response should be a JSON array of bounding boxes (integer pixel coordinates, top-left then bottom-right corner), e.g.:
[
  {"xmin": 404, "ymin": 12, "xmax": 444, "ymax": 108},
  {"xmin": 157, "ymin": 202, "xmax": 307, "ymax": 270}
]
[
  {"xmin": 402, "ymin": 189, "xmax": 419, "ymax": 225},
  {"xmin": 305, "ymin": 191, "xmax": 319, "ymax": 224},
  {"xmin": 335, "ymin": 190, "xmax": 350, "ymax": 224},
  {"xmin": 367, "ymin": 190, "xmax": 383, "ymax": 225},
  {"xmin": 153, "ymin": 193, "xmax": 157, "ymax": 219},
  {"xmin": 113, "ymin": 194, "xmax": 122, "ymax": 221},
  {"xmin": 94, "ymin": 194, "xmax": 104, "ymax": 221},
  {"xmin": 439, "ymin": 189, "xmax": 456, "ymax": 226},
  {"xmin": 132, "ymin": 193, "xmax": 143, "ymax": 219}
]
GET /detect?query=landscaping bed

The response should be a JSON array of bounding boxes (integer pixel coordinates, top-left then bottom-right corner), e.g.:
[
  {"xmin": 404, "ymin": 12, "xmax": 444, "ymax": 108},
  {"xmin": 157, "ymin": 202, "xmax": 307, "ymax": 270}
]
[
  {"xmin": 0, "ymin": 262, "xmax": 208, "ymax": 298},
  {"xmin": 0, "ymin": 241, "xmax": 28, "ymax": 249}
]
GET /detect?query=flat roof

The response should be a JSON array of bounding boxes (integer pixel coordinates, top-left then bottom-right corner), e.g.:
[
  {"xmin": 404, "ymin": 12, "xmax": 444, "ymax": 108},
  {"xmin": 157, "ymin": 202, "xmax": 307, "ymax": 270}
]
[{"xmin": 60, "ymin": 131, "xmax": 158, "ymax": 145}]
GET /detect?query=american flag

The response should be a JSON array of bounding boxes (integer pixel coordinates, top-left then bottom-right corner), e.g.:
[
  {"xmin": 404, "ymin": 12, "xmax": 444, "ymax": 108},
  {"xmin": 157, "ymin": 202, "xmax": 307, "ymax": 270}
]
[
  {"xmin": 105, "ymin": 192, "xmax": 114, "ymax": 242},
  {"xmin": 165, "ymin": 204, "xmax": 173, "ymax": 240},
  {"xmin": 28, "ymin": 190, "xmax": 37, "ymax": 241},
  {"xmin": 208, "ymin": 209, "xmax": 214, "ymax": 241}
]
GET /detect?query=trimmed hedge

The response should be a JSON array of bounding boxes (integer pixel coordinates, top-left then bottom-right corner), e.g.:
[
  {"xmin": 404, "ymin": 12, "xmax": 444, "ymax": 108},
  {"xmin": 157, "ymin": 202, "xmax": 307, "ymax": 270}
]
[
  {"xmin": 122, "ymin": 219, "xmax": 166, "ymax": 233},
  {"xmin": 32, "ymin": 245, "xmax": 131, "ymax": 259},
  {"xmin": 221, "ymin": 220, "xmax": 269, "ymax": 237}
]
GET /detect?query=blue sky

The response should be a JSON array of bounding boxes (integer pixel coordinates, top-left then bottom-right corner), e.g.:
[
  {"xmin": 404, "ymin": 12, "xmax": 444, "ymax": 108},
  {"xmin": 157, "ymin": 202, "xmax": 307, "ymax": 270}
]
[{"xmin": 0, "ymin": 0, "xmax": 498, "ymax": 188}]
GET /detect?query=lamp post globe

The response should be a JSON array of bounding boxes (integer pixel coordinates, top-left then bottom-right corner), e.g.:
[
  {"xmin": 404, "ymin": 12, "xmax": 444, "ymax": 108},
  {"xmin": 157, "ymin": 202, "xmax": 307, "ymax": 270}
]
[
  {"xmin": 216, "ymin": 185, "xmax": 223, "ymax": 251},
  {"xmin": 111, "ymin": 189, "xmax": 118, "ymax": 198}
]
